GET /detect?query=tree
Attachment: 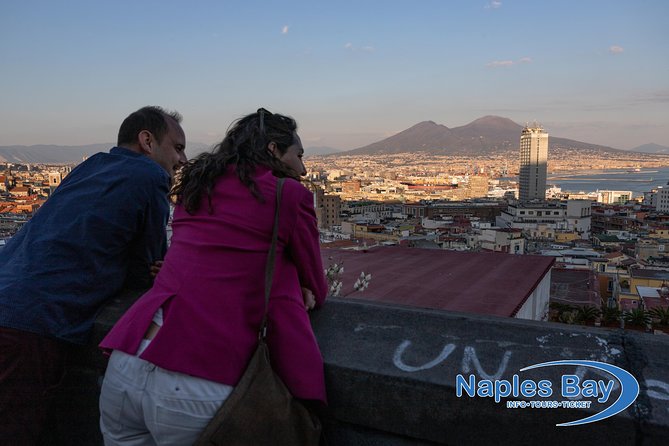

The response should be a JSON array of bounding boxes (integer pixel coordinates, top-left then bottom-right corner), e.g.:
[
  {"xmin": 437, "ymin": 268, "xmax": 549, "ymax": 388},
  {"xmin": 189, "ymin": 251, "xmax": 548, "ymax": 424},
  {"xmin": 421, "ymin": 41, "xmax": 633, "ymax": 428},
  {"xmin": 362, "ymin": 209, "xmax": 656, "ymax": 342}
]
[
  {"xmin": 575, "ymin": 306, "xmax": 601, "ymax": 325},
  {"xmin": 558, "ymin": 310, "xmax": 577, "ymax": 325},
  {"xmin": 601, "ymin": 306, "xmax": 622, "ymax": 326},
  {"xmin": 623, "ymin": 308, "xmax": 651, "ymax": 328},
  {"xmin": 649, "ymin": 307, "xmax": 669, "ymax": 326},
  {"xmin": 550, "ymin": 302, "xmax": 575, "ymax": 323}
]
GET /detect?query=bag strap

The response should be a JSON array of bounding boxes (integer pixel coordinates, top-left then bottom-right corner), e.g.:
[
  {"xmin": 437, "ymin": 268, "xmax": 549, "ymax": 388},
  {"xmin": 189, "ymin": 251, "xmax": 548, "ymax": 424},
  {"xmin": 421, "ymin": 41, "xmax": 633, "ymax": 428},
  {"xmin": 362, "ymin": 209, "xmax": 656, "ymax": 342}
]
[{"xmin": 259, "ymin": 177, "xmax": 285, "ymax": 340}]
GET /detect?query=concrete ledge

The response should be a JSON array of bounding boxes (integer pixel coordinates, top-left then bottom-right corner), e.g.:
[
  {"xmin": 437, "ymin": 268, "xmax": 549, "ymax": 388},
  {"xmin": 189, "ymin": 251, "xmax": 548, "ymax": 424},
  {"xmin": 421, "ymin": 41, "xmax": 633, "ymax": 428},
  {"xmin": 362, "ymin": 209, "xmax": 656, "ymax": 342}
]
[
  {"xmin": 47, "ymin": 293, "xmax": 669, "ymax": 445},
  {"xmin": 312, "ymin": 298, "xmax": 669, "ymax": 445}
]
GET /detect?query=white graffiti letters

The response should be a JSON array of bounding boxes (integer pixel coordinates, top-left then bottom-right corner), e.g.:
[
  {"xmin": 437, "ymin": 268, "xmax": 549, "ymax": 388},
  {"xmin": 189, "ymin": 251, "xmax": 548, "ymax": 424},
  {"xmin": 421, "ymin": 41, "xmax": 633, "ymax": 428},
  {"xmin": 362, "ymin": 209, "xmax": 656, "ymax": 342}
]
[
  {"xmin": 462, "ymin": 346, "xmax": 512, "ymax": 380},
  {"xmin": 392, "ymin": 340, "xmax": 511, "ymax": 379},
  {"xmin": 393, "ymin": 340, "xmax": 456, "ymax": 372}
]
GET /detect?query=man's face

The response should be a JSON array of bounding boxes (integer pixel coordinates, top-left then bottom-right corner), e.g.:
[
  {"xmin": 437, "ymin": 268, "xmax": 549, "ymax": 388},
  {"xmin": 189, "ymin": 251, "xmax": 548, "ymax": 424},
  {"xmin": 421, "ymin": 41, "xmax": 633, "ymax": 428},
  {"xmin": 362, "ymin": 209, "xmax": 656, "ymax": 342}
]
[{"xmin": 149, "ymin": 117, "xmax": 187, "ymax": 179}]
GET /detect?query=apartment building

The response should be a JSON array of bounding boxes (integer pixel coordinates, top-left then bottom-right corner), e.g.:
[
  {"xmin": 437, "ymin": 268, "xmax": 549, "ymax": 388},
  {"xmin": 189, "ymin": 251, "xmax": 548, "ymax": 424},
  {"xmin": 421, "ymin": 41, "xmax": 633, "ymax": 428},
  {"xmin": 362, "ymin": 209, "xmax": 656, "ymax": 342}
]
[
  {"xmin": 496, "ymin": 200, "xmax": 592, "ymax": 239},
  {"xmin": 519, "ymin": 125, "xmax": 548, "ymax": 202}
]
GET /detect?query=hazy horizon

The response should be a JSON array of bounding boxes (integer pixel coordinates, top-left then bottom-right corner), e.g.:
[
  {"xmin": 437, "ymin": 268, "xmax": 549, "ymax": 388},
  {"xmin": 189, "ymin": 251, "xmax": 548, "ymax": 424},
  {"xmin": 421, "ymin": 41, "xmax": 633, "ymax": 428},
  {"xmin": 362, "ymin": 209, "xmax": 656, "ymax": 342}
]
[
  {"xmin": 2, "ymin": 115, "xmax": 668, "ymax": 154},
  {"xmin": 1, "ymin": 1, "xmax": 668, "ymax": 150}
]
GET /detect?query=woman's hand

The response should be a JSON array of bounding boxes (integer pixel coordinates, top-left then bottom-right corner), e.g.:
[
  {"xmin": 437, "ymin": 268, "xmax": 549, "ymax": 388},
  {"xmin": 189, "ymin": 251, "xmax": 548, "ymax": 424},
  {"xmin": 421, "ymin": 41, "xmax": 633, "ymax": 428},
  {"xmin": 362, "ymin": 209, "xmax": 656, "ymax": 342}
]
[{"xmin": 302, "ymin": 287, "xmax": 316, "ymax": 311}]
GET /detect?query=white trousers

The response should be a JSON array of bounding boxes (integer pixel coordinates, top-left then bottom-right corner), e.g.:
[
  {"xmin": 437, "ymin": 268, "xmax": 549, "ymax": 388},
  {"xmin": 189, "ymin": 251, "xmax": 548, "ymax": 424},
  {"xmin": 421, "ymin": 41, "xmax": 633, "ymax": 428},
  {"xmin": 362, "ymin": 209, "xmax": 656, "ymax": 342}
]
[{"xmin": 99, "ymin": 349, "xmax": 233, "ymax": 446}]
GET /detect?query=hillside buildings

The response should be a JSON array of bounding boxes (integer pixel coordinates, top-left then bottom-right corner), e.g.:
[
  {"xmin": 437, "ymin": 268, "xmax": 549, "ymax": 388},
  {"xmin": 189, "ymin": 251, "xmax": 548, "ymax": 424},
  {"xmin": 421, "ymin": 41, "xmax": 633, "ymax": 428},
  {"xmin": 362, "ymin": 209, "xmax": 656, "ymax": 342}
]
[
  {"xmin": 0, "ymin": 163, "xmax": 73, "ymax": 241},
  {"xmin": 518, "ymin": 125, "xmax": 548, "ymax": 202},
  {"xmin": 3, "ymin": 147, "xmax": 669, "ymax": 329},
  {"xmin": 496, "ymin": 200, "xmax": 592, "ymax": 240},
  {"xmin": 597, "ymin": 190, "xmax": 634, "ymax": 205},
  {"xmin": 653, "ymin": 186, "xmax": 669, "ymax": 213},
  {"xmin": 311, "ymin": 186, "xmax": 342, "ymax": 230}
]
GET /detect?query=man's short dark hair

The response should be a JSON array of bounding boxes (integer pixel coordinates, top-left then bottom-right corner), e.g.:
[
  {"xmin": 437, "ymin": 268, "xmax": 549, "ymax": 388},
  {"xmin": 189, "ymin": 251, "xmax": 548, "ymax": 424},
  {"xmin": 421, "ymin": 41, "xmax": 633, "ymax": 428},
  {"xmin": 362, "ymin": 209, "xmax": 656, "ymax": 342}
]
[{"xmin": 117, "ymin": 106, "xmax": 183, "ymax": 146}]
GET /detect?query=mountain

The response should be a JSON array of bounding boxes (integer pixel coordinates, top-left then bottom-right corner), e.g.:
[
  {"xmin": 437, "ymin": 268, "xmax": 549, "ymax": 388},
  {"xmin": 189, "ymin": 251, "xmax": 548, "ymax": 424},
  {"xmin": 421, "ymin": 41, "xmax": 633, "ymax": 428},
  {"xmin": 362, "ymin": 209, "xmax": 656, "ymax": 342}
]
[
  {"xmin": 630, "ymin": 143, "xmax": 669, "ymax": 154},
  {"xmin": 0, "ymin": 142, "xmax": 212, "ymax": 164},
  {"xmin": 340, "ymin": 116, "xmax": 626, "ymax": 156},
  {"xmin": 305, "ymin": 146, "xmax": 343, "ymax": 156},
  {"xmin": 342, "ymin": 120, "xmax": 458, "ymax": 154}
]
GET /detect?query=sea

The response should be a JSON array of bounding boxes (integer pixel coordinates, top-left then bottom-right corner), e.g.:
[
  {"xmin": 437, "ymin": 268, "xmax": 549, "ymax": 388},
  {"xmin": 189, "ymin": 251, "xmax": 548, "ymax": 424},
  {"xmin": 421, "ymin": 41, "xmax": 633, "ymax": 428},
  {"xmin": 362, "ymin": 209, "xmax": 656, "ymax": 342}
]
[{"xmin": 546, "ymin": 167, "xmax": 669, "ymax": 196}]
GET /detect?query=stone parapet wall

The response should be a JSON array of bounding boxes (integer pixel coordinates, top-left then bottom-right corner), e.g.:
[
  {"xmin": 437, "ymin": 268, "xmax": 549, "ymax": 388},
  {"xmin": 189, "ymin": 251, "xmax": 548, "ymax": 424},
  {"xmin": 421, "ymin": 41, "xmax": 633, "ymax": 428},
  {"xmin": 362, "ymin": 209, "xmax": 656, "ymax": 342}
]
[{"xmin": 44, "ymin": 293, "xmax": 669, "ymax": 445}]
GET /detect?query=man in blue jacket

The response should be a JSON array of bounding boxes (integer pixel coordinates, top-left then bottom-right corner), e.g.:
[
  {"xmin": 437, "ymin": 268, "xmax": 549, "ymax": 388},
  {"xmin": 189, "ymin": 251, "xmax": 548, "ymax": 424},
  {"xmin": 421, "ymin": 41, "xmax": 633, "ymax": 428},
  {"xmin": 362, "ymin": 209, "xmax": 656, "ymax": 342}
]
[{"xmin": 0, "ymin": 105, "xmax": 187, "ymax": 444}]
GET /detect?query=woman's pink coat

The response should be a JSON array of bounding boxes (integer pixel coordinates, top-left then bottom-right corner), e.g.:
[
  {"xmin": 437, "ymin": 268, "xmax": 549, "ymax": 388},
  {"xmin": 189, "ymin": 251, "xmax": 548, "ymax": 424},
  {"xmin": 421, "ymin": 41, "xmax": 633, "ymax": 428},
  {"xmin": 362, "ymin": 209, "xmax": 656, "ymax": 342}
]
[{"xmin": 100, "ymin": 167, "xmax": 328, "ymax": 402}]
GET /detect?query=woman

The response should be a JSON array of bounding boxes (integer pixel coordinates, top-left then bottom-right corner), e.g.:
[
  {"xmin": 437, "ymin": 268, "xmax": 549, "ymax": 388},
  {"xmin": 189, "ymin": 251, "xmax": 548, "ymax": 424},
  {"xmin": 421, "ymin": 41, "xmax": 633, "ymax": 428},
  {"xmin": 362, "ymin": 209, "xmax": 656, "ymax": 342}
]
[{"xmin": 99, "ymin": 109, "xmax": 328, "ymax": 445}]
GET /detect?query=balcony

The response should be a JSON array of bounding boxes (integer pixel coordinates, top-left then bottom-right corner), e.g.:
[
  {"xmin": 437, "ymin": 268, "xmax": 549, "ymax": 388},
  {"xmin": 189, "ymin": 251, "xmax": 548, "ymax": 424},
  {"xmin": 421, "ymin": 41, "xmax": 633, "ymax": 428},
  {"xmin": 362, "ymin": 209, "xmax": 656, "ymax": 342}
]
[{"xmin": 43, "ymin": 291, "xmax": 669, "ymax": 445}]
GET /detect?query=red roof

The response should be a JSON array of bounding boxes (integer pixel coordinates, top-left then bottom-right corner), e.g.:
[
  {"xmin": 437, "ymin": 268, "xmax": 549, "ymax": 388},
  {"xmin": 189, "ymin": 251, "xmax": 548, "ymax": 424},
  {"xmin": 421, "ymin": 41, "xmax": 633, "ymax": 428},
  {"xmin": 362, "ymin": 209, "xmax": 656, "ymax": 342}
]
[{"xmin": 320, "ymin": 246, "xmax": 554, "ymax": 317}]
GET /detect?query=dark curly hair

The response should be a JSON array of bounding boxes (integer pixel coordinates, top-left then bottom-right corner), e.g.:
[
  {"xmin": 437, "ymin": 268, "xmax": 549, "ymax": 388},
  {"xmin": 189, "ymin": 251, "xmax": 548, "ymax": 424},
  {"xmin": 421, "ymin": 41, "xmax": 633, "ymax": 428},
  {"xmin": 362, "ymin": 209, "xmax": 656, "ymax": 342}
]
[{"xmin": 172, "ymin": 108, "xmax": 300, "ymax": 214}]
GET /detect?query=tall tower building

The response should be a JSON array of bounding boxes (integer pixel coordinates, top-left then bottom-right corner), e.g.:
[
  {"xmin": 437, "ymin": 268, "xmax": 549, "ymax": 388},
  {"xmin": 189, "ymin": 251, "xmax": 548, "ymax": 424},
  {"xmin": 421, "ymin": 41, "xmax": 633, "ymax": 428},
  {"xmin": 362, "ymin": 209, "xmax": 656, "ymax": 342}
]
[{"xmin": 519, "ymin": 124, "xmax": 548, "ymax": 202}]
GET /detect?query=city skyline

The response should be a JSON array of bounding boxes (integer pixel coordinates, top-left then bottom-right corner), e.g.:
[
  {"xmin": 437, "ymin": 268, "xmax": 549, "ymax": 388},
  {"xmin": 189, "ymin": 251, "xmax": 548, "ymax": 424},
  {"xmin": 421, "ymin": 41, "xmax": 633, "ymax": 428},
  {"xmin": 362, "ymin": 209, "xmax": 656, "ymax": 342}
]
[{"xmin": 1, "ymin": 0, "xmax": 668, "ymax": 150}]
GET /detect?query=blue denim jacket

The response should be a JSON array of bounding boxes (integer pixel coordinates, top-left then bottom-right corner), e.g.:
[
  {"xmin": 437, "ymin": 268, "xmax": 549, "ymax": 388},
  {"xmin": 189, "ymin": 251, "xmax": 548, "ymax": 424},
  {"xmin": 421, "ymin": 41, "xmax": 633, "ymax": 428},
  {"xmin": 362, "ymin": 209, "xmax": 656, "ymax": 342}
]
[{"xmin": 0, "ymin": 147, "xmax": 169, "ymax": 344}]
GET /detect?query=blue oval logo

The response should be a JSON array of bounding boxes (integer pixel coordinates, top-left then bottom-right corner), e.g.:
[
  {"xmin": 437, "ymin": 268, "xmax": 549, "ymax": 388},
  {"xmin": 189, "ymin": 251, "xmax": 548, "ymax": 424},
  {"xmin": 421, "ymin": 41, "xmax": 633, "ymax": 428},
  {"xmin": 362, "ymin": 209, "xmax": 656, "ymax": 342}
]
[{"xmin": 520, "ymin": 360, "xmax": 640, "ymax": 426}]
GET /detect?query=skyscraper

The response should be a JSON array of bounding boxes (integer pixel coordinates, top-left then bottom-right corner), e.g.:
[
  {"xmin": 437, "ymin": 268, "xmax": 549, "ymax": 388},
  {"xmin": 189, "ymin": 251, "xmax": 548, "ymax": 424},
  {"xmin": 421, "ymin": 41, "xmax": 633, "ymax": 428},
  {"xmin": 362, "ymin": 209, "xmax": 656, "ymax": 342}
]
[{"xmin": 519, "ymin": 124, "xmax": 548, "ymax": 202}]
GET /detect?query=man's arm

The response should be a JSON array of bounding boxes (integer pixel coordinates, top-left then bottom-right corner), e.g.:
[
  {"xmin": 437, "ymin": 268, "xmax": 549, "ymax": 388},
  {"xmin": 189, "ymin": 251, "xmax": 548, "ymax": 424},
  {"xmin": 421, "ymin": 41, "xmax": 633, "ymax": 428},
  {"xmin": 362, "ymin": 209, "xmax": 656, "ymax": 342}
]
[{"xmin": 124, "ymin": 176, "xmax": 170, "ymax": 289}]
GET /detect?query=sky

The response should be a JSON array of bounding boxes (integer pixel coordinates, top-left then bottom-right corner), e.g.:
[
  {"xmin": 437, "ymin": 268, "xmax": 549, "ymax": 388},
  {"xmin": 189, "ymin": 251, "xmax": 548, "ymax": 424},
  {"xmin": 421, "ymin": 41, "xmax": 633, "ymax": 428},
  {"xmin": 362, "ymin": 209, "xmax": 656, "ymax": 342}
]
[{"xmin": 1, "ymin": 0, "xmax": 668, "ymax": 152}]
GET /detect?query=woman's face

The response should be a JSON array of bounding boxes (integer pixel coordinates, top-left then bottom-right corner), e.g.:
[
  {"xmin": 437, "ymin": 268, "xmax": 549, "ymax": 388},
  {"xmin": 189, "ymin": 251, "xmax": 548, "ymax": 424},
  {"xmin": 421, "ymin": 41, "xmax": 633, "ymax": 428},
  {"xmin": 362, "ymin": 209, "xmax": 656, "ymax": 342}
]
[{"xmin": 278, "ymin": 133, "xmax": 306, "ymax": 176}]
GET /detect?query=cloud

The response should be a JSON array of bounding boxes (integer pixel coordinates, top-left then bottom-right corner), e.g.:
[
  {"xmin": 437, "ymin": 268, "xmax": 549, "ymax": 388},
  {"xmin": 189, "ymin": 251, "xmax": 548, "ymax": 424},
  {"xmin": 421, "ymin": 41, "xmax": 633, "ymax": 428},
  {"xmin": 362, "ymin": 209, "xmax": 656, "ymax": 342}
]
[
  {"xmin": 609, "ymin": 45, "xmax": 624, "ymax": 54},
  {"xmin": 281, "ymin": 25, "xmax": 289, "ymax": 34},
  {"xmin": 485, "ymin": 1, "xmax": 502, "ymax": 9},
  {"xmin": 649, "ymin": 90, "xmax": 669, "ymax": 103},
  {"xmin": 632, "ymin": 90, "xmax": 669, "ymax": 104},
  {"xmin": 486, "ymin": 56, "xmax": 533, "ymax": 68},
  {"xmin": 487, "ymin": 60, "xmax": 514, "ymax": 68},
  {"xmin": 345, "ymin": 43, "xmax": 375, "ymax": 52}
]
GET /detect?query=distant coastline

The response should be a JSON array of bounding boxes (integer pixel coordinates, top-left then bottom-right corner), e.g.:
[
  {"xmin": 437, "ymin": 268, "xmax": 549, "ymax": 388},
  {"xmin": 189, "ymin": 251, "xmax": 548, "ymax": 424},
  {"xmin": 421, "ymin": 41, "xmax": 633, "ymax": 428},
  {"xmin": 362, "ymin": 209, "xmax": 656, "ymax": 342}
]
[
  {"xmin": 546, "ymin": 167, "xmax": 669, "ymax": 194},
  {"xmin": 548, "ymin": 171, "xmax": 659, "ymax": 180},
  {"xmin": 549, "ymin": 167, "xmax": 664, "ymax": 176}
]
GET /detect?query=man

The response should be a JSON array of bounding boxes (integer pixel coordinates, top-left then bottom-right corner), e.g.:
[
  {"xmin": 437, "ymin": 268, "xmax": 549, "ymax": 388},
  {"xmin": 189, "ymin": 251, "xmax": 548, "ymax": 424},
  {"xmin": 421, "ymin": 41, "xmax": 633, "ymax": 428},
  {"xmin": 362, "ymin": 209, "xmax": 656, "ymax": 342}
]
[{"xmin": 0, "ymin": 106, "xmax": 187, "ymax": 444}]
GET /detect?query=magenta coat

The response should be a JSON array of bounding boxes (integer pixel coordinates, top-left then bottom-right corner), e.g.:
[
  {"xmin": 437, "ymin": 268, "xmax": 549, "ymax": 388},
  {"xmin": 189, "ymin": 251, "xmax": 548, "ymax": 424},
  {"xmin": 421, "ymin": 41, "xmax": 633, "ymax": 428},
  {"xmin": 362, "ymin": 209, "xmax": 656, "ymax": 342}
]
[{"xmin": 100, "ymin": 166, "xmax": 328, "ymax": 403}]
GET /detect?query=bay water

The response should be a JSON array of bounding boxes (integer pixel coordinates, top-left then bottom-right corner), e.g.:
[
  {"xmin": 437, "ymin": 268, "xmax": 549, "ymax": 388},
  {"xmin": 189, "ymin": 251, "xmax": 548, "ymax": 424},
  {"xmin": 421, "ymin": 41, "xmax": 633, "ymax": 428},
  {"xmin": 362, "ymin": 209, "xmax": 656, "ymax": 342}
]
[{"xmin": 547, "ymin": 167, "xmax": 669, "ymax": 196}]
